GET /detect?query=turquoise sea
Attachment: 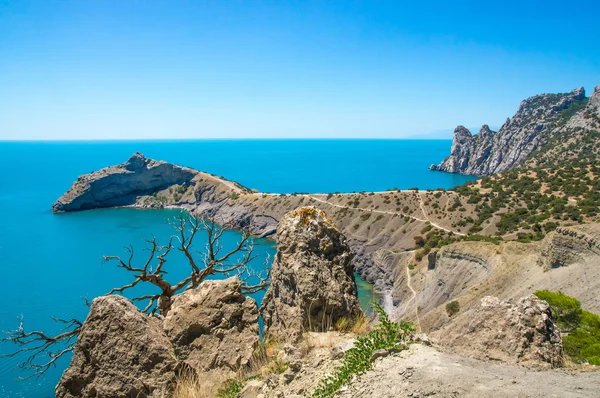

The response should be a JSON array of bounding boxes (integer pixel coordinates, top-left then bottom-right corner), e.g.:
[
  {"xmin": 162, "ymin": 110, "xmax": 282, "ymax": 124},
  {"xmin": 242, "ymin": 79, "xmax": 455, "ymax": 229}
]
[{"xmin": 0, "ymin": 140, "xmax": 475, "ymax": 397}]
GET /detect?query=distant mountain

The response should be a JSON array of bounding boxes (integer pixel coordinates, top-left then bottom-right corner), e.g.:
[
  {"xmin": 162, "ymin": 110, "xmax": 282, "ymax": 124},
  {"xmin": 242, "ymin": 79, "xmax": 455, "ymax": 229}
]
[{"xmin": 430, "ymin": 86, "xmax": 599, "ymax": 176}]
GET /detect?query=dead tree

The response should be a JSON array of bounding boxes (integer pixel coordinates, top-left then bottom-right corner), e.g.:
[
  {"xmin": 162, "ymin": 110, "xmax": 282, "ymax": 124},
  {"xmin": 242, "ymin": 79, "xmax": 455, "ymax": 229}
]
[
  {"xmin": 2, "ymin": 211, "xmax": 271, "ymax": 378},
  {"xmin": 103, "ymin": 212, "xmax": 271, "ymax": 315}
]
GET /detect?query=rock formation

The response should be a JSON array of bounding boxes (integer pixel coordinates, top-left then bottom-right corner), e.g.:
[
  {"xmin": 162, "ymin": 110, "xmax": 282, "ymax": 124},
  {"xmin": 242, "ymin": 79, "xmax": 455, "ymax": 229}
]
[
  {"xmin": 55, "ymin": 295, "xmax": 177, "ymax": 398},
  {"xmin": 52, "ymin": 152, "xmax": 197, "ymax": 212},
  {"xmin": 56, "ymin": 277, "xmax": 259, "ymax": 398},
  {"xmin": 431, "ymin": 87, "xmax": 589, "ymax": 176},
  {"xmin": 261, "ymin": 207, "xmax": 362, "ymax": 342},
  {"xmin": 163, "ymin": 277, "xmax": 259, "ymax": 373},
  {"xmin": 436, "ymin": 295, "xmax": 564, "ymax": 368},
  {"xmin": 539, "ymin": 224, "xmax": 600, "ymax": 269}
]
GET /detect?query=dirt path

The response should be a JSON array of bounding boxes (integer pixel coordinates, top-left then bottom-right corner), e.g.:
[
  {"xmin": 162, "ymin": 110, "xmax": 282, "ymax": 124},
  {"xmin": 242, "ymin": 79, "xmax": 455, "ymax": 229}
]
[
  {"xmin": 307, "ymin": 195, "xmax": 429, "ymax": 223},
  {"xmin": 405, "ymin": 263, "xmax": 421, "ymax": 332},
  {"xmin": 418, "ymin": 194, "xmax": 466, "ymax": 236},
  {"xmin": 203, "ymin": 173, "xmax": 244, "ymax": 192}
]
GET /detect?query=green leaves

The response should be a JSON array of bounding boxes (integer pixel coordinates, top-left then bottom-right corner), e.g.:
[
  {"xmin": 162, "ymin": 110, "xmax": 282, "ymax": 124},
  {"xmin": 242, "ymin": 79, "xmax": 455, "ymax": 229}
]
[
  {"xmin": 312, "ymin": 303, "xmax": 414, "ymax": 397},
  {"xmin": 534, "ymin": 290, "xmax": 600, "ymax": 366}
]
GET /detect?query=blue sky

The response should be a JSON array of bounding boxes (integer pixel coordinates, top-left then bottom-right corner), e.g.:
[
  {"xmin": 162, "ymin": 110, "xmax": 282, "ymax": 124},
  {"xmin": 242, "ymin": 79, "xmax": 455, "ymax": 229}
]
[{"xmin": 0, "ymin": 1, "xmax": 599, "ymax": 140}]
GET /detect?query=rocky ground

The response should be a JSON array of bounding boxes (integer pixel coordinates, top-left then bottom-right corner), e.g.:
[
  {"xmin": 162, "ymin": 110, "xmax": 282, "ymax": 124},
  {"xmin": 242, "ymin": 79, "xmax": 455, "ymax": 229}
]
[
  {"xmin": 338, "ymin": 344, "xmax": 600, "ymax": 398},
  {"xmin": 237, "ymin": 335, "xmax": 600, "ymax": 398}
]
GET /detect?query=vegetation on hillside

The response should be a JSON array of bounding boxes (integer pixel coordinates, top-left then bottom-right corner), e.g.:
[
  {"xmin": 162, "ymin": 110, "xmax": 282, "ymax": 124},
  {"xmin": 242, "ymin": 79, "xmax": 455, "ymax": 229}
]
[
  {"xmin": 312, "ymin": 303, "xmax": 415, "ymax": 397},
  {"xmin": 534, "ymin": 290, "xmax": 600, "ymax": 366},
  {"xmin": 445, "ymin": 100, "xmax": 600, "ymax": 242}
]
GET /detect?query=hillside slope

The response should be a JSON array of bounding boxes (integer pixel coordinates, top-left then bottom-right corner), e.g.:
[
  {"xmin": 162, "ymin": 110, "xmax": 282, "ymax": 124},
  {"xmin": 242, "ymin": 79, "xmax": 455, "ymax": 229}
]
[{"xmin": 431, "ymin": 86, "xmax": 596, "ymax": 176}]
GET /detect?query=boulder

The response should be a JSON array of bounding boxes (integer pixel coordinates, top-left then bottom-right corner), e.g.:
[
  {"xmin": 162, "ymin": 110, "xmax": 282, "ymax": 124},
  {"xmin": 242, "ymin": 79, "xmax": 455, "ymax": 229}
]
[
  {"xmin": 163, "ymin": 277, "xmax": 260, "ymax": 372},
  {"xmin": 262, "ymin": 207, "xmax": 362, "ymax": 342},
  {"xmin": 55, "ymin": 295, "xmax": 177, "ymax": 398},
  {"xmin": 437, "ymin": 295, "xmax": 564, "ymax": 368}
]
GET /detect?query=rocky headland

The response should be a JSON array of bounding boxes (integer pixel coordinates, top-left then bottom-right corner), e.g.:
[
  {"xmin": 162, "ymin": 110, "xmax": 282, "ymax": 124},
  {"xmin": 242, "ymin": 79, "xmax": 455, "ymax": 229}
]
[
  {"xmin": 52, "ymin": 152, "xmax": 198, "ymax": 212},
  {"xmin": 430, "ymin": 85, "xmax": 598, "ymax": 176}
]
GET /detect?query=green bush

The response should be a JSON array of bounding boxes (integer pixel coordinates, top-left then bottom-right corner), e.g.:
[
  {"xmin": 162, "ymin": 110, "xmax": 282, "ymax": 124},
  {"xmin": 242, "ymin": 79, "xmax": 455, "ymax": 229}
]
[
  {"xmin": 446, "ymin": 300, "xmax": 460, "ymax": 317},
  {"xmin": 534, "ymin": 290, "xmax": 582, "ymax": 331},
  {"xmin": 312, "ymin": 303, "xmax": 414, "ymax": 397},
  {"xmin": 534, "ymin": 290, "xmax": 600, "ymax": 365},
  {"xmin": 217, "ymin": 380, "xmax": 243, "ymax": 398}
]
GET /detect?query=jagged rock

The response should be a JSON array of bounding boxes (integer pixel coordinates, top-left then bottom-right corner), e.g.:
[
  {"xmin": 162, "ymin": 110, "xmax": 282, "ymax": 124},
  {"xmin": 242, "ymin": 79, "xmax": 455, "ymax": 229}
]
[
  {"xmin": 52, "ymin": 152, "xmax": 197, "ymax": 212},
  {"xmin": 163, "ymin": 277, "xmax": 260, "ymax": 372},
  {"xmin": 539, "ymin": 224, "xmax": 600, "ymax": 269},
  {"xmin": 55, "ymin": 295, "xmax": 177, "ymax": 398},
  {"xmin": 437, "ymin": 295, "xmax": 564, "ymax": 368},
  {"xmin": 262, "ymin": 207, "xmax": 362, "ymax": 342},
  {"xmin": 57, "ymin": 278, "xmax": 261, "ymax": 397},
  {"xmin": 239, "ymin": 380, "xmax": 265, "ymax": 398},
  {"xmin": 431, "ymin": 87, "xmax": 589, "ymax": 176}
]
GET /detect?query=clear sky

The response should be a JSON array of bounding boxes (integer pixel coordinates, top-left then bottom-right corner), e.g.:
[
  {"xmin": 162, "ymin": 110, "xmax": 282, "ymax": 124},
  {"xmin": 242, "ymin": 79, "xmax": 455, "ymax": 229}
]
[{"xmin": 1, "ymin": 1, "xmax": 599, "ymax": 140}]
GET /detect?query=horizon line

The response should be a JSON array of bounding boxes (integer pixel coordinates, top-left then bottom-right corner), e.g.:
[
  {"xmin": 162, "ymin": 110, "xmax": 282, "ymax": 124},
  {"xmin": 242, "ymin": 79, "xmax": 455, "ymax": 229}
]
[{"xmin": 0, "ymin": 137, "xmax": 454, "ymax": 143}]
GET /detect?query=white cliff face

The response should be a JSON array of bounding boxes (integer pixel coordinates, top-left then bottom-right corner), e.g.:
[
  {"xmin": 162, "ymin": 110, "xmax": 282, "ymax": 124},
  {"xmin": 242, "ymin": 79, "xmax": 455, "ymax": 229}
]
[{"xmin": 431, "ymin": 87, "xmax": 591, "ymax": 176}]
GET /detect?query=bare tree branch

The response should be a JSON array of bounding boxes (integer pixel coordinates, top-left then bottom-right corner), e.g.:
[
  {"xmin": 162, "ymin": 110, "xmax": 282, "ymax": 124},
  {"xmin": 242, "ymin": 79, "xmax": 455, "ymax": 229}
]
[
  {"xmin": 1, "ymin": 316, "xmax": 82, "ymax": 380},
  {"xmin": 106, "ymin": 212, "xmax": 270, "ymax": 315}
]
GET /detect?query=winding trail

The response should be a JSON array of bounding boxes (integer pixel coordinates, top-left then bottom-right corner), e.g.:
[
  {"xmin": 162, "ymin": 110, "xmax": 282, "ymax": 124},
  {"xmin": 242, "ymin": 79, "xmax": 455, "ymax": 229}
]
[
  {"xmin": 404, "ymin": 263, "xmax": 421, "ymax": 332},
  {"xmin": 305, "ymin": 194, "xmax": 465, "ymax": 237},
  {"xmin": 418, "ymin": 194, "xmax": 466, "ymax": 236},
  {"xmin": 307, "ymin": 195, "xmax": 428, "ymax": 222}
]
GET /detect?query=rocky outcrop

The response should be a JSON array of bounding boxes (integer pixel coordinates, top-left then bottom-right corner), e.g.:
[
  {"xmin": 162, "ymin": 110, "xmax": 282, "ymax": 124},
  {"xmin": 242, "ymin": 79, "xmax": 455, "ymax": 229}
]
[
  {"xmin": 163, "ymin": 278, "xmax": 259, "ymax": 373},
  {"xmin": 56, "ymin": 277, "xmax": 260, "ymax": 398},
  {"xmin": 436, "ymin": 295, "xmax": 564, "ymax": 368},
  {"xmin": 262, "ymin": 207, "xmax": 362, "ymax": 342},
  {"xmin": 52, "ymin": 152, "xmax": 197, "ymax": 212},
  {"xmin": 55, "ymin": 295, "xmax": 177, "ymax": 398},
  {"xmin": 431, "ymin": 87, "xmax": 589, "ymax": 176},
  {"xmin": 539, "ymin": 224, "xmax": 600, "ymax": 269}
]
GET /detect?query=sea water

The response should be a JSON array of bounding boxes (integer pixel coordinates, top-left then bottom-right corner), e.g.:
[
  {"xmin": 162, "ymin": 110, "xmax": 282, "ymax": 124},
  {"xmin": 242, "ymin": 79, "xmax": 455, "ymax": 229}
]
[{"xmin": 0, "ymin": 140, "xmax": 475, "ymax": 397}]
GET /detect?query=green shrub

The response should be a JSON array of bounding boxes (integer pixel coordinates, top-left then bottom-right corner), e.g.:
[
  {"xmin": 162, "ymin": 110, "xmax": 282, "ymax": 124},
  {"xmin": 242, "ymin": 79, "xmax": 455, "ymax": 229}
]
[
  {"xmin": 446, "ymin": 300, "xmax": 460, "ymax": 317},
  {"xmin": 534, "ymin": 290, "xmax": 600, "ymax": 365},
  {"xmin": 217, "ymin": 380, "xmax": 244, "ymax": 398},
  {"xmin": 534, "ymin": 290, "xmax": 582, "ymax": 331},
  {"xmin": 312, "ymin": 303, "xmax": 414, "ymax": 397}
]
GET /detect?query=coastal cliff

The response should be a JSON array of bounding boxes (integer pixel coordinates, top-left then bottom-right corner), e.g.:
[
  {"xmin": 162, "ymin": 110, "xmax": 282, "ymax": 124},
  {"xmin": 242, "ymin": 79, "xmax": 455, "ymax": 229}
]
[
  {"xmin": 52, "ymin": 152, "xmax": 198, "ymax": 212},
  {"xmin": 430, "ymin": 86, "xmax": 593, "ymax": 176}
]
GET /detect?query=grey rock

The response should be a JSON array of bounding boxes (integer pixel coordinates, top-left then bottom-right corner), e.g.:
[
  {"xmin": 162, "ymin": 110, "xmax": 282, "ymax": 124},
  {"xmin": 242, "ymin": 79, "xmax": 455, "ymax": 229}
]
[
  {"xmin": 239, "ymin": 380, "xmax": 264, "ymax": 398},
  {"xmin": 55, "ymin": 295, "xmax": 177, "ymax": 398},
  {"xmin": 163, "ymin": 277, "xmax": 260, "ymax": 372},
  {"xmin": 262, "ymin": 207, "xmax": 362, "ymax": 342},
  {"xmin": 431, "ymin": 87, "xmax": 589, "ymax": 176},
  {"xmin": 438, "ymin": 295, "xmax": 564, "ymax": 368},
  {"xmin": 52, "ymin": 152, "xmax": 197, "ymax": 212},
  {"xmin": 57, "ymin": 277, "xmax": 261, "ymax": 397},
  {"xmin": 370, "ymin": 348, "xmax": 391, "ymax": 361}
]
